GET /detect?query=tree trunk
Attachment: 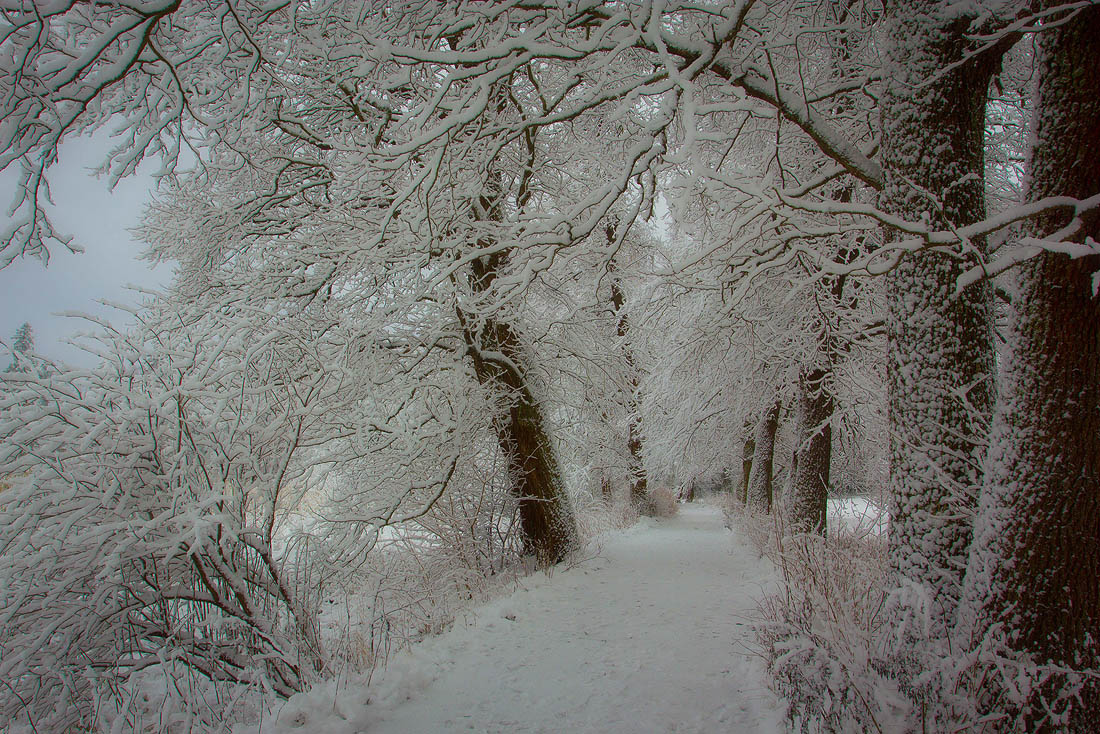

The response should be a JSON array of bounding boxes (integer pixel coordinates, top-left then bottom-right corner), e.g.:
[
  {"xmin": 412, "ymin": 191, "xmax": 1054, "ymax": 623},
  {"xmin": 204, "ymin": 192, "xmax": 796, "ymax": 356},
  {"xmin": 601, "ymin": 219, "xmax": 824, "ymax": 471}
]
[
  {"xmin": 625, "ymin": 416, "xmax": 651, "ymax": 513},
  {"xmin": 961, "ymin": 6, "xmax": 1100, "ymax": 728},
  {"xmin": 607, "ymin": 226, "xmax": 654, "ymax": 516},
  {"xmin": 782, "ymin": 0, "xmax": 856, "ymax": 537},
  {"xmin": 600, "ymin": 473, "xmax": 613, "ymax": 505},
  {"xmin": 460, "ymin": 294, "xmax": 578, "ymax": 564},
  {"xmin": 459, "ymin": 163, "xmax": 578, "ymax": 564},
  {"xmin": 740, "ymin": 435, "xmax": 755, "ymax": 505},
  {"xmin": 787, "ymin": 368, "xmax": 832, "ymax": 534},
  {"xmin": 747, "ymin": 400, "xmax": 780, "ymax": 514},
  {"xmin": 879, "ymin": 3, "xmax": 998, "ymax": 622}
]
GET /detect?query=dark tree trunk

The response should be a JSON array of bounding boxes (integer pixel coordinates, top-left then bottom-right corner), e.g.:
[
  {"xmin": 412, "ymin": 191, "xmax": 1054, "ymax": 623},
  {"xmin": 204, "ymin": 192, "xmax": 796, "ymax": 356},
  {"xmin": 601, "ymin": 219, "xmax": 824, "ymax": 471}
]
[
  {"xmin": 787, "ymin": 368, "xmax": 832, "ymax": 534},
  {"xmin": 625, "ymin": 417, "xmax": 651, "ymax": 513},
  {"xmin": 783, "ymin": 0, "xmax": 857, "ymax": 537},
  {"xmin": 879, "ymin": 2, "xmax": 999, "ymax": 622},
  {"xmin": 961, "ymin": 6, "xmax": 1100, "ymax": 728},
  {"xmin": 600, "ymin": 473, "xmax": 613, "ymax": 505},
  {"xmin": 747, "ymin": 400, "xmax": 780, "ymax": 514},
  {"xmin": 458, "ymin": 162, "xmax": 578, "ymax": 564},
  {"xmin": 459, "ymin": 293, "xmax": 578, "ymax": 564}
]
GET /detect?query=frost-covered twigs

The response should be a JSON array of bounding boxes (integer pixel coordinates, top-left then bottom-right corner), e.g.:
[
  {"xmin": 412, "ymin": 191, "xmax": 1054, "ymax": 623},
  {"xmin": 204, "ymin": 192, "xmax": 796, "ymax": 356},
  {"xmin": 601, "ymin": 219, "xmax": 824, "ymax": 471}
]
[
  {"xmin": 735, "ymin": 495, "xmax": 1099, "ymax": 733},
  {"xmin": 0, "ymin": 0, "xmax": 275, "ymax": 266},
  {"xmin": 0, "ymin": 305, "xmax": 359, "ymax": 729}
]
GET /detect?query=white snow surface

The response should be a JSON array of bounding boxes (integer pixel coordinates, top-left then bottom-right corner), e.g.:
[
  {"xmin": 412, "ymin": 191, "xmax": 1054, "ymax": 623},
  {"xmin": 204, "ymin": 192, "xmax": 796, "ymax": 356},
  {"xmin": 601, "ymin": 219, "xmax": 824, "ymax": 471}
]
[{"xmin": 239, "ymin": 503, "xmax": 786, "ymax": 734}]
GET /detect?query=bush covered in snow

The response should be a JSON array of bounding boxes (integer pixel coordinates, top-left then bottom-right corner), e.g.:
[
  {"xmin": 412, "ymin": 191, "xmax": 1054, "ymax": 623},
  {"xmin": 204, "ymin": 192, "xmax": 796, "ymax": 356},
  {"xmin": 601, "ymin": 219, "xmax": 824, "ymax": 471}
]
[
  {"xmin": 733, "ymin": 500, "xmax": 1097, "ymax": 733},
  {"xmin": 0, "ymin": 308, "xmax": 535, "ymax": 732}
]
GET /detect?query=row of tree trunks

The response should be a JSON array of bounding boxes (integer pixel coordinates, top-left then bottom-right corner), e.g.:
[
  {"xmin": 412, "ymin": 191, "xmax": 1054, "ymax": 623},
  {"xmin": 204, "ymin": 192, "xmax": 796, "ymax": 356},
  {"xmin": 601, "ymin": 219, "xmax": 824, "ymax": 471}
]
[
  {"xmin": 960, "ymin": 5, "xmax": 1100, "ymax": 728},
  {"xmin": 879, "ymin": 1, "xmax": 998, "ymax": 627},
  {"xmin": 874, "ymin": 4, "xmax": 1099, "ymax": 726}
]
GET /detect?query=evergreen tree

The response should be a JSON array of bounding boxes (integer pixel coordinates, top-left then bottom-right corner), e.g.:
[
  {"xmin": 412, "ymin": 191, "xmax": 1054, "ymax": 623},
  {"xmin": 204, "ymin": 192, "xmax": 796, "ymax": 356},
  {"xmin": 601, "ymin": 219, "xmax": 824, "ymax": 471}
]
[{"xmin": 6, "ymin": 322, "xmax": 34, "ymax": 373}]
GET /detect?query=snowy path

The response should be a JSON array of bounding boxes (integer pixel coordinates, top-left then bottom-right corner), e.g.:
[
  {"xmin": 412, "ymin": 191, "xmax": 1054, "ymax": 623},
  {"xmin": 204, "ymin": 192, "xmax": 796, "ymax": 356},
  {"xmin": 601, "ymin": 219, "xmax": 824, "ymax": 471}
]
[{"xmin": 258, "ymin": 503, "xmax": 785, "ymax": 733}]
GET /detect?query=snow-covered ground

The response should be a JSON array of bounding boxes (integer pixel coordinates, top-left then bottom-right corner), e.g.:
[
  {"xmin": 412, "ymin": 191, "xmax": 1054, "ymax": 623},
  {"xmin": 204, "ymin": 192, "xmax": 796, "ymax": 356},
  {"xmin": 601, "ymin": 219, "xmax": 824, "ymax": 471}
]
[{"xmin": 239, "ymin": 503, "xmax": 785, "ymax": 733}]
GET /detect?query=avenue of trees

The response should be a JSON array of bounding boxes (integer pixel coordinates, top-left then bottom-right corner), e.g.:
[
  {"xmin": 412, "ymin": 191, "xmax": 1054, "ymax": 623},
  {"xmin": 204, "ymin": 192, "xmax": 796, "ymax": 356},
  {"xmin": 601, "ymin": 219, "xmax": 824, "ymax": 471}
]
[{"xmin": 0, "ymin": 1, "xmax": 1096, "ymax": 731}]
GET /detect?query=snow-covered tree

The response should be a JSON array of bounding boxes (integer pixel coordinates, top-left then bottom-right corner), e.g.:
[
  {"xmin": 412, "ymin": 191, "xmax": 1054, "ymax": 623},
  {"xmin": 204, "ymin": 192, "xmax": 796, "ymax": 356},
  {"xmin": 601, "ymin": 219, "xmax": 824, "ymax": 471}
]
[
  {"xmin": 960, "ymin": 4, "xmax": 1100, "ymax": 727},
  {"xmin": 5, "ymin": 322, "xmax": 34, "ymax": 372},
  {"xmin": 3, "ymin": 1, "xmax": 1100, "ymax": 728},
  {"xmin": 11, "ymin": 322, "xmax": 32, "ymax": 354}
]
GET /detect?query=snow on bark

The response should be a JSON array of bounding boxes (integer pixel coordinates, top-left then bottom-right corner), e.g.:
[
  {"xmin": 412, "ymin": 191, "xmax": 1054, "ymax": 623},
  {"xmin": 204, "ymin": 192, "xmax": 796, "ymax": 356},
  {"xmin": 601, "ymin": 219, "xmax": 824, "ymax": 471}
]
[
  {"xmin": 879, "ymin": 1, "xmax": 998, "ymax": 624},
  {"xmin": 961, "ymin": 4, "xmax": 1100, "ymax": 727},
  {"xmin": 747, "ymin": 399, "xmax": 781, "ymax": 514},
  {"xmin": 787, "ymin": 368, "xmax": 832, "ymax": 534}
]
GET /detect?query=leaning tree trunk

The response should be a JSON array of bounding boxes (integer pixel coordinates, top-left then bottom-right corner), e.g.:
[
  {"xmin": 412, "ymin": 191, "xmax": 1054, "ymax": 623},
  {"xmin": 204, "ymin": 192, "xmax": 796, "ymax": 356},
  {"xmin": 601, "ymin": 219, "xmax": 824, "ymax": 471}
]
[
  {"xmin": 459, "ymin": 281, "xmax": 579, "ymax": 564},
  {"xmin": 787, "ymin": 368, "xmax": 832, "ymax": 534},
  {"xmin": 960, "ymin": 6, "xmax": 1100, "ymax": 729},
  {"xmin": 879, "ymin": 2, "xmax": 999, "ymax": 624},
  {"xmin": 459, "ymin": 161, "xmax": 578, "ymax": 564},
  {"xmin": 746, "ymin": 400, "xmax": 780, "ymax": 514}
]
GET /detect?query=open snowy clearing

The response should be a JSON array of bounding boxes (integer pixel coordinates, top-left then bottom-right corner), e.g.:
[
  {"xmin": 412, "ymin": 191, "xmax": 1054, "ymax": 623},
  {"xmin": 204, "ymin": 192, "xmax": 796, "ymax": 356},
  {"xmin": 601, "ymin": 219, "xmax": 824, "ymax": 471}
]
[
  {"xmin": 243, "ymin": 503, "xmax": 785, "ymax": 734},
  {"xmin": 828, "ymin": 496, "xmax": 888, "ymax": 536}
]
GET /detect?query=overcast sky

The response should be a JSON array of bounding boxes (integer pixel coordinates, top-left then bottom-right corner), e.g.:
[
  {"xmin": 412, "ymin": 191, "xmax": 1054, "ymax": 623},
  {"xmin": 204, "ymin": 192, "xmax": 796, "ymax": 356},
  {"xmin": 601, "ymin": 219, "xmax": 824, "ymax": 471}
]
[{"xmin": 1, "ymin": 134, "xmax": 172, "ymax": 367}]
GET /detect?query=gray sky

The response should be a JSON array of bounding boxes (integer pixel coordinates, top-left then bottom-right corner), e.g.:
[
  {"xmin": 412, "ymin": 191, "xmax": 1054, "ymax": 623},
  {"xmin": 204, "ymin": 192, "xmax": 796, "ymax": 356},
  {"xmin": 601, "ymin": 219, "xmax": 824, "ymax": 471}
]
[{"xmin": 1, "ymin": 134, "xmax": 171, "ymax": 367}]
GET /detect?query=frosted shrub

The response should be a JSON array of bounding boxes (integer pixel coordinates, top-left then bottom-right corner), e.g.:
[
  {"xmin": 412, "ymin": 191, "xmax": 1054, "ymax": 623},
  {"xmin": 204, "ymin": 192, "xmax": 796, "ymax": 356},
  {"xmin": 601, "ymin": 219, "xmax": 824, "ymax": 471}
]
[
  {"xmin": 410, "ymin": 455, "xmax": 522, "ymax": 580},
  {"xmin": 0, "ymin": 327, "xmax": 343, "ymax": 731},
  {"xmin": 752, "ymin": 520, "xmax": 904, "ymax": 732},
  {"xmin": 0, "ymin": 303, "xmax": 437, "ymax": 731},
  {"xmin": 739, "ymin": 501, "xmax": 1098, "ymax": 732},
  {"xmin": 306, "ymin": 447, "xmax": 531, "ymax": 686}
]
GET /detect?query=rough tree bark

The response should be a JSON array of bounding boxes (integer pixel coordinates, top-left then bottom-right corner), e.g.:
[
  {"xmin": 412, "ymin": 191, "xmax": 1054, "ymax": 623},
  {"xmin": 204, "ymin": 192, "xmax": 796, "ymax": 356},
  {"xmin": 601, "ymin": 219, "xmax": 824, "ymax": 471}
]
[
  {"xmin": 747, "ymin": 400, "xmax": 781, "ymax": 514},
  {"xmin": 879, "ymin": 2, "xmax": 999, "ymax": 622},
  {"xmin": 961, "ymin": 6, "xmax": 1100, "ymax": 729},
  {"xmin": 787, "ymin": 368, "xmax": 832, "ymax": 534}
]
